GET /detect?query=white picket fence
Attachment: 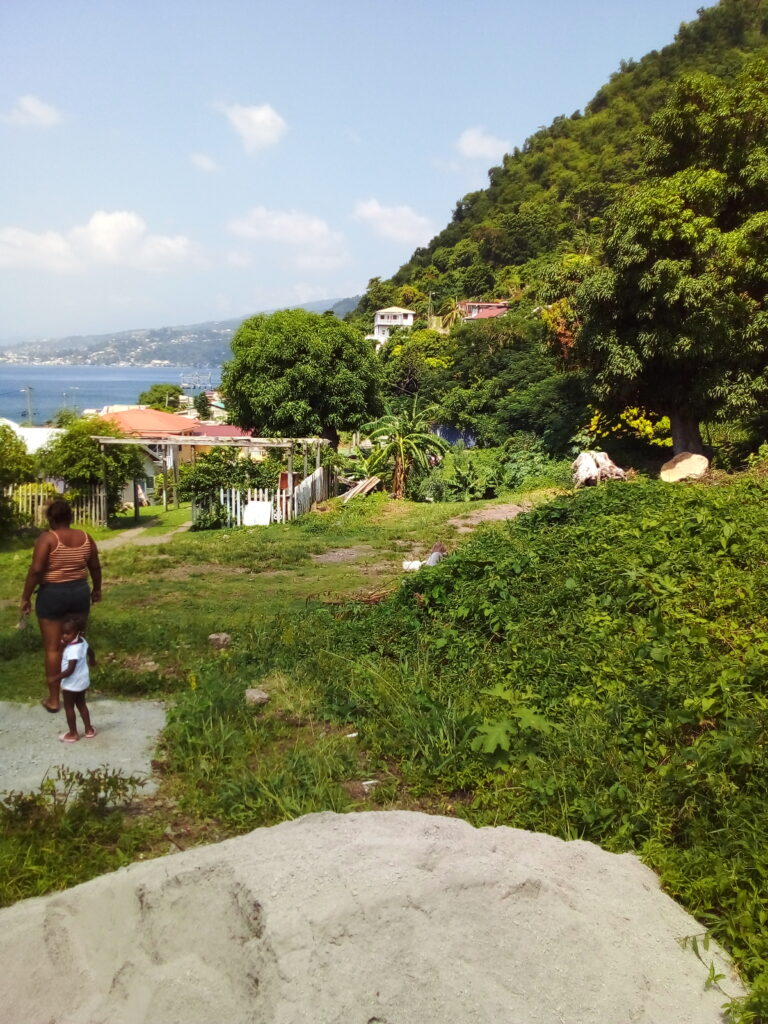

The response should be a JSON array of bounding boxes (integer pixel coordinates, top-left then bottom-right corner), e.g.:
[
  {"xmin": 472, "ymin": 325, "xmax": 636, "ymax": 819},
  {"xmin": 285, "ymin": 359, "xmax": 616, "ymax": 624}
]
[
  {"xmin": 194, "ymin": 466, "xmax": 333, "ymax": 527},
  {"xmin": 4, "ymin": 483, "xmax": 108, "ymax": 527}
]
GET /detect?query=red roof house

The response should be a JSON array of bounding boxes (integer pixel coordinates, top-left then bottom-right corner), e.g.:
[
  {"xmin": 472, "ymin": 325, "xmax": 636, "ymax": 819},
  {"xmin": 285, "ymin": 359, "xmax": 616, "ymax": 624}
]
[{"xmin": 104, "ymin": 408, "xmax": 198, "ymax": 437}]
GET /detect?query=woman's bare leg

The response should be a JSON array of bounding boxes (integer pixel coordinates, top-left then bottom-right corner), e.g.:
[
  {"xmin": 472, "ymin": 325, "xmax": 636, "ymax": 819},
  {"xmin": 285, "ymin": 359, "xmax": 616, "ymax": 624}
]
[{"xmin": 37, "ymin": 617, "xmax": 63, "ymax": 709}]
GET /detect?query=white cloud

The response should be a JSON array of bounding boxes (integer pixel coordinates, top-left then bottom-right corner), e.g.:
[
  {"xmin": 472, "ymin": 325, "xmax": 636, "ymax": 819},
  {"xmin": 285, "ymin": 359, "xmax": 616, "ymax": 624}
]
[
  {"xmin": 191, "ymin": 152, "xmax": 219, "ymax": 172},
  {"xmin": 0, "ymin": 211, "xmax": 198, "ymax": 273},
  {"xmin": 0, "ymin": 228, "xmax": 77, "ymax": 272},
  {"xmin": 218, "ymin": 103, "xmax": 287, "ymax": 151},
  {"xmin": 1, "ymin": 94, "xmax": 63, "ymax": 126},
  {"xmin": 228, "ymin": 206, "xmax": 348, "ymax": 271},
  {"xmin": 354, "ymin": 199, "xmax": 433, "ymax": 246},
  {"xmin": 456, "ymin": 127, "xmax": 509, "ymax": 162}
]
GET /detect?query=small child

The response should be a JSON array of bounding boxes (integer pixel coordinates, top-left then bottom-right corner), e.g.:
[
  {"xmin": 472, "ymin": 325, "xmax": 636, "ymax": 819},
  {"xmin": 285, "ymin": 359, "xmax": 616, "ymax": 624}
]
[{"xmin": 55, "ymin": 615, "xmax": 97, "ymax": 743}]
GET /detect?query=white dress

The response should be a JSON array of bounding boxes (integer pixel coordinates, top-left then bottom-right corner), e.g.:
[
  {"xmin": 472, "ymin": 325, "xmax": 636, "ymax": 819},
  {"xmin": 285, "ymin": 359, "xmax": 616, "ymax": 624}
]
[{"xmin": 61, "ymin": 638, "xmax": 90, "ymax": 692}]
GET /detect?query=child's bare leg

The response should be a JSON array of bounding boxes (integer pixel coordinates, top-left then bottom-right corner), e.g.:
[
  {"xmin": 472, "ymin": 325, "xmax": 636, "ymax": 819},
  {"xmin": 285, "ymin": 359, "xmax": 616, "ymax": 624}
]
[
  {"xmin": 60, "ymin": 691, "xmax": 79, "ymax": 741},
  {"xmin": 75, "ymin": 692, "xmax": 95, "ymax": 736}
]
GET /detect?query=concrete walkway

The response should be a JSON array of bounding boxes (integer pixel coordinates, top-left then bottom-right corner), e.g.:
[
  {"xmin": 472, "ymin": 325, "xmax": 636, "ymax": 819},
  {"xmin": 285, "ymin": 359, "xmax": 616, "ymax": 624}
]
[{"xmin": 0, "ymin": 698, "xmax": 166, "ymax": 794}]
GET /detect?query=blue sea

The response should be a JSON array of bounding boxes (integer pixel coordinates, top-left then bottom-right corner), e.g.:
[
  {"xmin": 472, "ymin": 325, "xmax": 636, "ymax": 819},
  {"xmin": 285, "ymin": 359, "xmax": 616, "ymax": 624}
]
[{"xmin": 0, "ymin": 364, "xmax": 221, "ymax": 425}]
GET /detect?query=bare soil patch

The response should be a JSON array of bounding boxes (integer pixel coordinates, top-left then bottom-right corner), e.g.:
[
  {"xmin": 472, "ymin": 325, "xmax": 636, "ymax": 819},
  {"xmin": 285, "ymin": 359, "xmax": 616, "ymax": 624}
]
[
  {"xmin": 447, "ymin": 501, "xmax": 529, "ymax": 533},
  {"xmin": 154, "ymin": 563, "xmax": 251, "ymax": 582},
  {"xmin": 312, "ymin": 544, "xmax": 375, "ymax": 564}
]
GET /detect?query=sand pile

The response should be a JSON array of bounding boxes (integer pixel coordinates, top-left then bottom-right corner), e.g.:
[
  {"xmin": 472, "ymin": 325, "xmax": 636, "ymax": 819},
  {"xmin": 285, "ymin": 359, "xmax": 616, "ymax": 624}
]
[{"xmin": 0, "ymin": 811, "xmax": 743, "ymax": 1023}]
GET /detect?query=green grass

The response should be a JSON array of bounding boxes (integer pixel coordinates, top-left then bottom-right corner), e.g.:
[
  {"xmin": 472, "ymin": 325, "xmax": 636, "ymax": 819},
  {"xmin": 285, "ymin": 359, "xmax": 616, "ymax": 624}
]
[
  {"xmin": 1, "ymin": 489, "xmax": 547, "ymax": 911},
  {"xmin": 11, "ymin": 477, "xmax": 767, "ymax": 1015},
  {"xmin": 246, "ymin": 473, "xmax": 768, "ymax": 1019},
  {"xmin": 0, "ymin": 491, "xmax": 545, "ymax": 702}
]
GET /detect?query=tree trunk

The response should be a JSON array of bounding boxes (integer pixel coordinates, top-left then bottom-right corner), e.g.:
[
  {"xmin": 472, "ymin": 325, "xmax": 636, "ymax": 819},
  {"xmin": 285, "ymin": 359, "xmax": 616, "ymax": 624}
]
[
  {"xmin": 322, "ymin": 425, "xmax": 340, "ymax": 450},
  {"xmin": 668, "ymin": 410, "xmax": 705, "ymax": 455},
  {"xmin": 392, "ymin": 455, "xmax": 405, "ymax": 499}
]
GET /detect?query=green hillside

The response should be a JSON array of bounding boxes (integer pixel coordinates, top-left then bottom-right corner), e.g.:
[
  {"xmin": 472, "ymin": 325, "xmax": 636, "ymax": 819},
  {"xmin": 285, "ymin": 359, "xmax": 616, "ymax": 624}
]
[{"xmin": 354, "ymin": 0, "xmax": 768, "ymax": 317}]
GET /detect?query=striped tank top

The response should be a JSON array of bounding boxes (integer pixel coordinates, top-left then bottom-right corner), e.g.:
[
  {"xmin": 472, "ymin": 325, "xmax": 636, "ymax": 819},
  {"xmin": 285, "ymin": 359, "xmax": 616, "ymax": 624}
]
[{"xmin": 42, "ymin": 531, "xmax": 91, "ymax": 584}]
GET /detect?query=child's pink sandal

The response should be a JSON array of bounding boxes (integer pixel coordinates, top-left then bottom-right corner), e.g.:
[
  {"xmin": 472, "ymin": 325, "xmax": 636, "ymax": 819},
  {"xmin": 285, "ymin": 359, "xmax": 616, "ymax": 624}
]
[
  {"xmin": 84, "ymin": 729, "xmax": 97, "ymax": 739},
  {"xmin": 58, "ymin": 733, "xmax": 78, "ymax": 743}
]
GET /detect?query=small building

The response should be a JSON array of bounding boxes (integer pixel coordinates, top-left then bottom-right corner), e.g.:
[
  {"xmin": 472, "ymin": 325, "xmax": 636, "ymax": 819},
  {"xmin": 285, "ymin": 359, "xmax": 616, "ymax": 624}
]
[
  {"xmin": 458, "ymin": 301, "xmax": 510, "ymax": 320},
  {"xmin": 0, "ymin": 417, "xmax": 63, "ymax": 454},
  {"xmin": 366, "ymin": 306, "xmax": 416, "ymax": 347}
]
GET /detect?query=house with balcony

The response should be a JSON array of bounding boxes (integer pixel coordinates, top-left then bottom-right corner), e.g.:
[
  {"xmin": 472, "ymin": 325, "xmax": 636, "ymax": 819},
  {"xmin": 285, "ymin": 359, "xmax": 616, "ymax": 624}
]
[{"xmin": 366, "ymin": 306, "xmax": 416, "ymax": 347}]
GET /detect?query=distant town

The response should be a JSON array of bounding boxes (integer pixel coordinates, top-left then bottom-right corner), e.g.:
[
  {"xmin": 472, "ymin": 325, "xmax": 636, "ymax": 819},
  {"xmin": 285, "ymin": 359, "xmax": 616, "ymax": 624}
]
[{"xmin": 0, "ymin": 297, "xmax": 360, "ymax": 367}]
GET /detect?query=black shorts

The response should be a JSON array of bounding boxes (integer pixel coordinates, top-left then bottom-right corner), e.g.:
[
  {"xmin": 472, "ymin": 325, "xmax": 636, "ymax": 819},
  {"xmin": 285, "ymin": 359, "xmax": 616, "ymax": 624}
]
[{"xmin": 35, "ymin": 580, "xmax": 91, "ymax": 621}]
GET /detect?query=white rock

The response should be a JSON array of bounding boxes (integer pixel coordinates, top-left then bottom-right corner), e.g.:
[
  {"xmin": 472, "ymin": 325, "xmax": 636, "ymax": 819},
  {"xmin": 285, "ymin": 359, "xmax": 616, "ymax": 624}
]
[
  {"xmin": 0, "ymin": 812, "xmax": 744, "ymax": 1024},
  {"xmin": 660, "ymin": 452, "xmax": 710, "ymax": 482},
  {"xmin": 207, "ymin": 632, "xmax": 231, "ymax": 650},
  {"xmin": 571, "ymin": 450, "xmax": 626, "ymax": 487},
  {"xmin": 244, "ymin": 688, "xmax": 270, "ymax": 706}
]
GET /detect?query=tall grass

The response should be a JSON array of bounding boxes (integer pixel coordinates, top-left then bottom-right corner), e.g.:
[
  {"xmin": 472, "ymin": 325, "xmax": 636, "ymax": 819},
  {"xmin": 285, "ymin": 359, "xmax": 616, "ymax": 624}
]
[{"xmin": 245, "ymin": 473, "xmax": 768, "ymax": 1016}]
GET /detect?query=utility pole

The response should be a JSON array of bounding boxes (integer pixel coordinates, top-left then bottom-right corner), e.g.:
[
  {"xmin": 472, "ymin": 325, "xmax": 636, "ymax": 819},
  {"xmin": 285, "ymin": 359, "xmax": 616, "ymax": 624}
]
[{"xmin": 22, "ymin": 386, "xmax": 33, "ymax": 424}]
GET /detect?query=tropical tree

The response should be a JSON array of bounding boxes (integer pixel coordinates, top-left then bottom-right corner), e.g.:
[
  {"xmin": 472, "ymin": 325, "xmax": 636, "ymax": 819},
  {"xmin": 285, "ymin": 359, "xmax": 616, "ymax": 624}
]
[
  {"xmin": 569, "ymin": 62, "xmax": 768, "ymax": 453},
  {"xmin": 0, "ymin": 424, "xmax": 33, "ymax": 490},
  {"xmin": 193, "ymin": 391, "xmax": 212, "ymax": 419},
  {"xmin": 222, "ymin": 309, "xmax": 382, "ymax": 447},
  {"xmin": 37, "ymin": 416, "xmax": 144, "ymax": 514},
  {"xmin": 380, "ymin": 328, "xmax": 454, "ymax": 404},
  {"xmin": 439, "ymin": 297, "xmax": 464, "ymax": 331},
  {"xmin": 0, "ymin": 424, "xmax": 34, "ymax": 534},
  {"xmin": 138, "ymin": 383, "xmax": 183, "ymax": 410},
  {"xmin": 178, "ymin": 447, "xmax": 282, "ymax": 504},
  {"xmin": 364, "ymin": 398, "xmax": 448, "ymax": 499}
]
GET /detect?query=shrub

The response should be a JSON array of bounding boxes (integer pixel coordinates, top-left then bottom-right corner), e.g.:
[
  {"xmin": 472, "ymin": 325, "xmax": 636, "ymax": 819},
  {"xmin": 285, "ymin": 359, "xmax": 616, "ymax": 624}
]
[
  {"xmin": 249, "ymin": 474, "xmax": 768, "ymax": 997},
  {"xmin": 36, "ymin": 417, "xmax": 144, "ymax": 516}
]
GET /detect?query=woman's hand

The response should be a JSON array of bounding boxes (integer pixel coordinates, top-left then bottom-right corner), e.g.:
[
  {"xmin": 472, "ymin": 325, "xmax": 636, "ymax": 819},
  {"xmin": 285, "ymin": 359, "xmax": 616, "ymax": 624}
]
[
  {"xmin": 91, "ymin": 588, "xmax": 102, "ymax": 603},
  {"xmin": 20, "ymin": 598, "xmax": 31, "ymax": 616}
]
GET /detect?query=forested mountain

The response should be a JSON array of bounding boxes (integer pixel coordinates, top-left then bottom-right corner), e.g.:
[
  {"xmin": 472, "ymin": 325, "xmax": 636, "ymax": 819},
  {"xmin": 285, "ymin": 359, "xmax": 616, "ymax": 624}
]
[
  {"xmin": 354, "ymin": 0, "xmax": 768, "ymax": 318},
  {"xmin": 0, "ymin": 296, "xmax": 360, "ymax": 366},
  {"xmin": 351, "ymin": 0, "xmax": 768, "ymax": 458}
]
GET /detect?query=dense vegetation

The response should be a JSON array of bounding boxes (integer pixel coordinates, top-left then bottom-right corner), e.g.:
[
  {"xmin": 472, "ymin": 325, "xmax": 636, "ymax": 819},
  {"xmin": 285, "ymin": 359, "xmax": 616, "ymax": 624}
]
[
  {"xmin": 239, "ymin": 470, "xmax": 768, "ymax": 1017},
  {"xmin": 137, "ymin": 382, "xmax": 183, "ymax": 410},
  {"xmin": 347, "ymin": 0, "xmax": 768, "ymax": 459},
  {"xmin": 37, "ymin": 416, "xmax": 144, "ymax": 515},
  {"xmin": 356, "ymin": 1, "xmax": 768, "ymax": 317},
  {"xmin": 223, "ymin": 309, "xmax": 382, "ymax": 447}
]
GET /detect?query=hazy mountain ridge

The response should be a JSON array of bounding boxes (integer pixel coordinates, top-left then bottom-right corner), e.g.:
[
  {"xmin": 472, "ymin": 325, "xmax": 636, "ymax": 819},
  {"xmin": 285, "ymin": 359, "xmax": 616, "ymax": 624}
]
[{"xmin": 0, "ymin": 297, "xmax": 361, "ymax": 367}]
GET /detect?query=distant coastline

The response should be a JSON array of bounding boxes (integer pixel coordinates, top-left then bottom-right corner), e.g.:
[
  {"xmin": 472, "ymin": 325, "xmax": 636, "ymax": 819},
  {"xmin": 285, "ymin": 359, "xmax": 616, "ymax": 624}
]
[
  {"xmin": 0, "ymin": 360, "xmax": 215, "ymax": 368},
  {"xmin": 0, "ymin": 363, "xmax": 221, "ymax": 425},
  {"xmin": 0, "ymin": 296, "xmax": 361, "ymax": 369}
]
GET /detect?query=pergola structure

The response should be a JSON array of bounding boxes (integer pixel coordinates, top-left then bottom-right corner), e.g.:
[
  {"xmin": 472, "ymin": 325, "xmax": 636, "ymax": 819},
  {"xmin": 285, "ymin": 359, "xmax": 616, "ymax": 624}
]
[{"xmin": 92, "ymin": 434, "xmax": 330, "ymax": 518}]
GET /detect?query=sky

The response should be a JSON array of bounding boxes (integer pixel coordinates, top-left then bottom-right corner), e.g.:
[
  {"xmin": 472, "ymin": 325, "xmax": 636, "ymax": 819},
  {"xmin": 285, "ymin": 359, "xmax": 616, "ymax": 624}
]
[{"xmin": 1, "ymin": 0, "xmax": 706, "ymax": 343}]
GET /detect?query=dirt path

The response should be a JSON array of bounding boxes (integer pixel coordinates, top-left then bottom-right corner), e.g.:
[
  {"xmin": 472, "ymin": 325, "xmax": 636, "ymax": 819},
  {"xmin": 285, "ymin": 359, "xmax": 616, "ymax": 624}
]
[
  {"xmin": 447, "ymin": 500, "xmax": 529, "ymax": 533},
  {"xmin": 307, "ymin": 502, "xmax": 531, "ymax": 569},
  {"xmin": 99, "ymin": 521, "xmax": 192, "ymax": 551}
]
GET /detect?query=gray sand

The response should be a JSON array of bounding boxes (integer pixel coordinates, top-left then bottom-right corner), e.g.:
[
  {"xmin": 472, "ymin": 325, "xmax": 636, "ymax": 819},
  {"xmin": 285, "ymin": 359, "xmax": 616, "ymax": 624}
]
[
  {"xmin": 0, "ymin": 810, "xmax": 744, "ymax": 1023},
  {"xmin": 0, "ymin": 698, "xmax": 165, "ymax": 795}
]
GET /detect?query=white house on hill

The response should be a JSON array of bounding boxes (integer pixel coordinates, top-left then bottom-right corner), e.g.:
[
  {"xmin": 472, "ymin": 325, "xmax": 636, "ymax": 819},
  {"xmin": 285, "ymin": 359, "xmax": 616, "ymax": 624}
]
[{"xmin": 367, "ymin": 306, "xmax": 416, "ymax": 347}]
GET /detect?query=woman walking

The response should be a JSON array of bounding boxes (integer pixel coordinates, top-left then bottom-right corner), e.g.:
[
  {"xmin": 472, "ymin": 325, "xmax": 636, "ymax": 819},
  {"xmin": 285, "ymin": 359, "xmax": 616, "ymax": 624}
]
[{"xmin": 19, "ymin": 498, "xmax": 102, "ymax": 712}]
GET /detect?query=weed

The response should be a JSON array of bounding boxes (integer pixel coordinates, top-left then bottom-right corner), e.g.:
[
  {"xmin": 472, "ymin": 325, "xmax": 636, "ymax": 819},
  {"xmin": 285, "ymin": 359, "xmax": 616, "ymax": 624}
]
[{"xmin": 0, "ymin": 766, "xmax": 147, "ymax": 906}]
